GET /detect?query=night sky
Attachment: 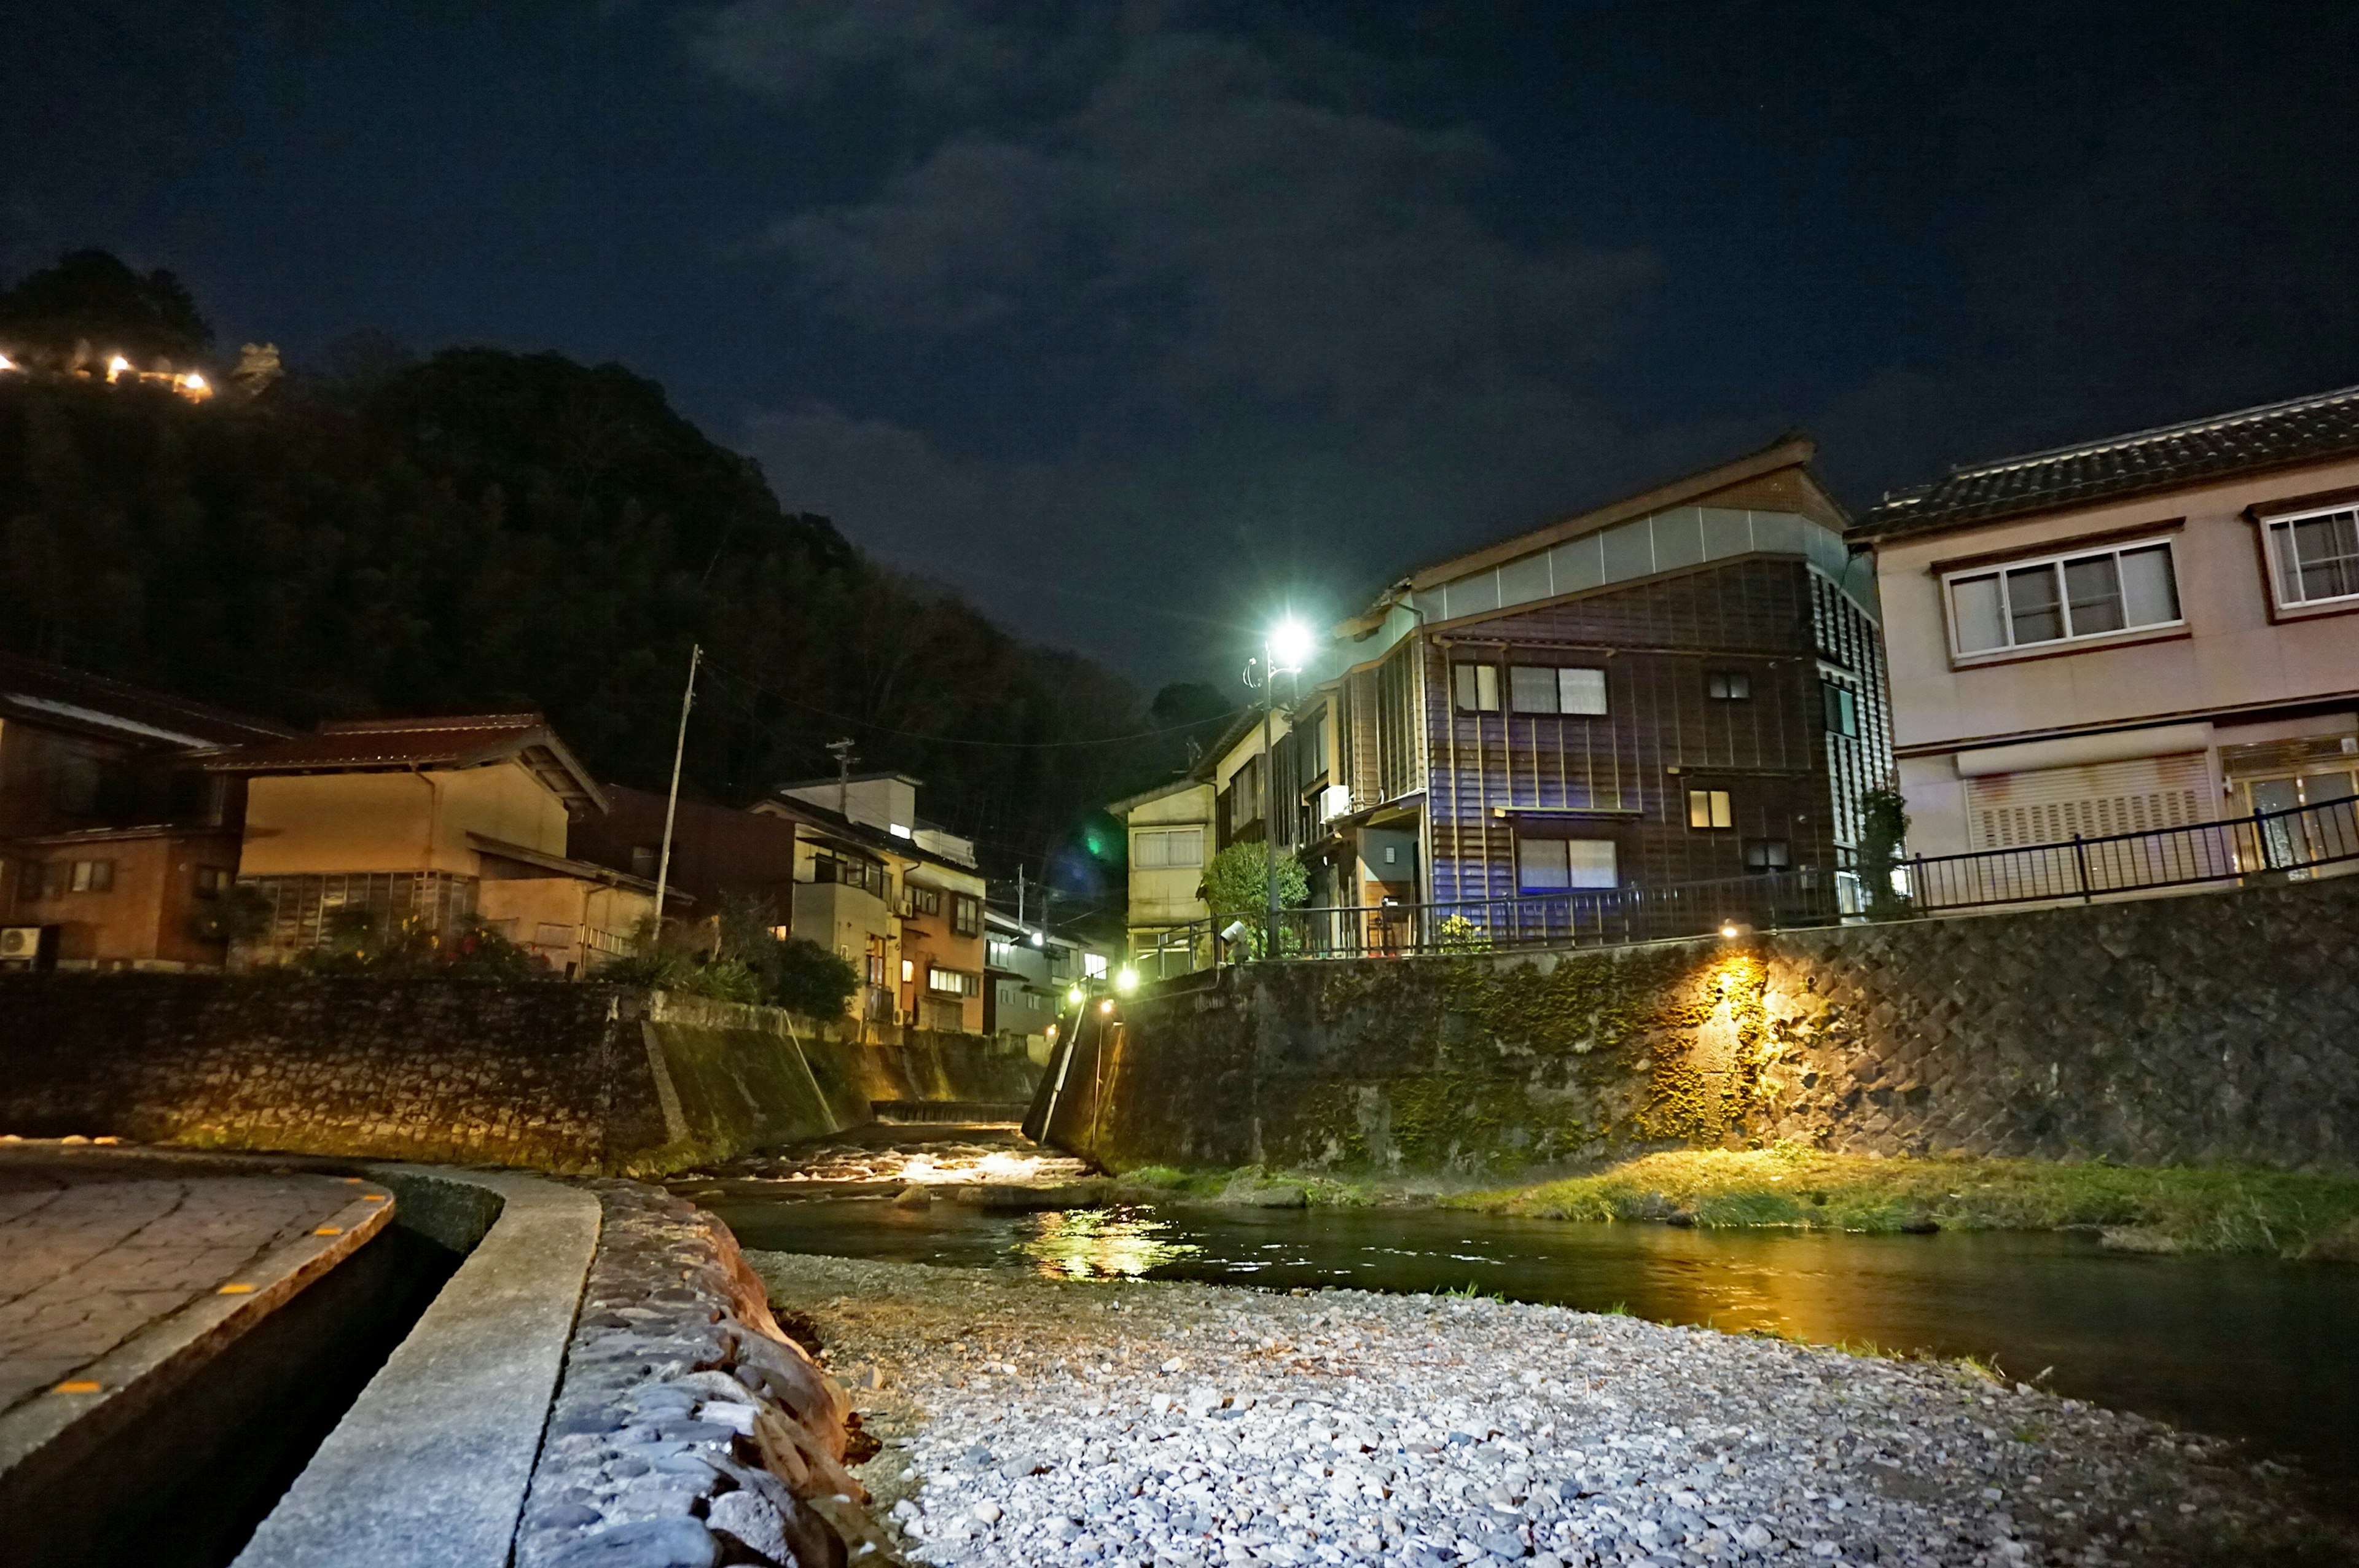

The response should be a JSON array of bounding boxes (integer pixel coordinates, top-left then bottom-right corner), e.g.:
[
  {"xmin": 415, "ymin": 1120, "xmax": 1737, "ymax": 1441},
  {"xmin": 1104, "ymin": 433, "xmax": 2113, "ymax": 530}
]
[{"xmin": 10, "ymin": 1, "xmax": 2359, "ymax": 690}]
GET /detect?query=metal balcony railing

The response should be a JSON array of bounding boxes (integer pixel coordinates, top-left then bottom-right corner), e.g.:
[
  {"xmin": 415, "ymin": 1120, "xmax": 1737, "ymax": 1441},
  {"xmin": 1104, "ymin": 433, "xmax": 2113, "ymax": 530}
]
[{"xmin": 1127, "ymin": 792, "xmax": 2359, "ymax": 972}]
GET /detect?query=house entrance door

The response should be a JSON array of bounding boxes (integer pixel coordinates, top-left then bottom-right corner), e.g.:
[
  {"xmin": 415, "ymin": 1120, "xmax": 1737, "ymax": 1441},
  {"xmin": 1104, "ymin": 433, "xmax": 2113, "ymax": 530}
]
[{"xmin": 2246, "ymin": 773, "xmax": 2357, "ymax": 869}]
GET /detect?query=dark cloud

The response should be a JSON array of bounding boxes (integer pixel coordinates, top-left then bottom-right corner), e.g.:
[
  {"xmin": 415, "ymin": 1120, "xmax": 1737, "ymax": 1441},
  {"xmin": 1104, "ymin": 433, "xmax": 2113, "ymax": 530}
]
[{"xmin": 705, "ymin": 1, "xmax": 1660, "ymax": 675}]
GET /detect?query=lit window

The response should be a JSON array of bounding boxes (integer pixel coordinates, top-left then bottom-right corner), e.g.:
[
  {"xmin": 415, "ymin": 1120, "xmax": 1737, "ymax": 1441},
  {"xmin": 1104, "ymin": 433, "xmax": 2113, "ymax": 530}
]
[
  {"xmin": 1688, "ymin": 790, "xmax": 1733, "ymax": 830},
  {"xmin": 901, "ymin": 958, "xmax": 915, "ymax": 984},
  {"xmin": 1508, "ymin": 666, "xmax": 1607, "ymax": 716},
  {"xmin": 1134, "ymin": 827, "xmax": 1205, "ymax": 868},
  {"xmin": 69, "ymin": 859, "xmax": 114, "ymax": 893},
  {"xmin": 927, "ymin": 965, "xmax": 975, "ymax": 996},
  {"xmin": 1453, "ymin": 663, "xmax": 1501, "ymax": 712},
  {"xmin": 1945, "ymin": 539, "xmax": 2180, "ymax": 655},
  {"xmin": 1822, "ymin": 682, "xmax": 1859, "ymax": 738},
  {"xmin": 2264, "ymin": 506, "xmax": 2359, "ymax": 608},
  {"xmin": 1517, "ymin": 837, "xmax": 1618, "ymax": 891},
  {"xmin": 1707, "ymin": 671, "xmax": 1751, "ymax": 701}
]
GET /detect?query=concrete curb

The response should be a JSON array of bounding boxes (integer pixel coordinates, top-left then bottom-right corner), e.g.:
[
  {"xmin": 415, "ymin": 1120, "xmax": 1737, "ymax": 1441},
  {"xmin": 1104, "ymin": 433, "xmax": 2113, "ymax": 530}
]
[
  {"xmin": 0, "ymin": 1174, "xmax": 394, "ymax": 1499},
  {"xmin": 233, "ymin": 1167, "xmax": 601, "ymax": 1568}
]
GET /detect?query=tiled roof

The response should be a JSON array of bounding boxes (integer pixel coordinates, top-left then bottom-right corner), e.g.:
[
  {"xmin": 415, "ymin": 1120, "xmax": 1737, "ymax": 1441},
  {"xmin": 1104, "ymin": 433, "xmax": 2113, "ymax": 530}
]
[
  {"xmin": 0, "ymin": 650, "xmax": 294, "ymax": 748},
  {"xmin": 202, "ymin": 714, "xmax": 606, "ymax": 812},
  {"xmin": 1855, "ymin": 383, "xmax": 2359, "ymax": 541}
]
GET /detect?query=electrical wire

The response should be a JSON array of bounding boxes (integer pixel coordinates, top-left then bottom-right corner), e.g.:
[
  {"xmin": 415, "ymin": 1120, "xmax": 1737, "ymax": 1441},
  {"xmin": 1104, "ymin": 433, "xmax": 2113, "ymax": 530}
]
[{"xmin": 697, "ymin": 657, "xmax": 1237, "ymax": 753}]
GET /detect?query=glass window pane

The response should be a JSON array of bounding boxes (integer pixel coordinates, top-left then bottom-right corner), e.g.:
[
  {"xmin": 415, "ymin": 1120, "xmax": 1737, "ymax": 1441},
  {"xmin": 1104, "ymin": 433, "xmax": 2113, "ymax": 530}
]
[
  {"xmin": 2118, "ymin": 545, "xmax": 2181, "ymax": 625},
  {"xmin": 1688, "ymin": 790, "xmax": 1712, "ymax": 829},
  {"xmin": 1559, "ymin": 668, "xmax": 1608, "ymax": 715},
  {"xmin": 1713, "ymin": 790, "xmax": 1732, "ymax": 829},
  {"xmin": 2289, "ymin": 512, "xmax": 2359, "ymax": 603},
  {"xmin": 1476, "ymin": 665, "xmax": 1500, "ymax": 711},
  {"xmin": 2005, "ymin": 563, "xmax": 2064, "ymax": 643},
  {"xmin": 2062, "ymin": 553, "xmax": 2125, "ymax": 635},
  {"xmin": 1454, "ymin": 665, "xmax": 1480, "ymax": 711},
  {"xmin": 1518, "ymin": 838, "xmax": 1570, "ymax": 891},
  {"xmin": 1173, "ymin": 829, "xmax": 1202, "ymax": 867},
  {"xmin": 1950, "ymin": 574, "xmax": 2007, "ymax": 652},
  {"xmin": 1565, "ymin": 840, "xmax": 1617, "ymax": 889},
  {"xmin": 1508, "ymin": 666, "xmax": 1559, "ymax": 714}
]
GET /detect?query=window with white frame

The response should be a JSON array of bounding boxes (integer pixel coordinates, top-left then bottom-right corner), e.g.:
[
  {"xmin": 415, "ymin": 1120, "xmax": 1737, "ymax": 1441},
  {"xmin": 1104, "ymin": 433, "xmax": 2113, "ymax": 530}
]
[
  {"xmin": 1516, "ymin": 836, "xmax": 1618, "ymax": 891},
  {"xmin": 1508, "ymin": 665, "xmax": 1608, "ymax": 716},
  {"xmin": 1944, "ymin": 538, "xmax": 2181, "ymax": 656},
  {"xmin": 1821, "ymin": 681, "xmax": 1859, "ymax": 738},
  {"xmin": 1133, "ymin": 827, "xmax": 1204, "ymax": 868},
  {"xmin": 927, "ymin": 965, "xmax": 977, "ymax": 997},
  {"xmin": 2263, "ymin": 505, "xmax": 2359, "ymax": 609}
]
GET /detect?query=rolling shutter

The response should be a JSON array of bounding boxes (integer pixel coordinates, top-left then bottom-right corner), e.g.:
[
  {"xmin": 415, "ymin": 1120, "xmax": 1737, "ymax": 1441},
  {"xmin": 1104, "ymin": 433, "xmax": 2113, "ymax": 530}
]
[{"xmin": 1966, "ymin": 752, "xmax": 2213, "ymax": 850}]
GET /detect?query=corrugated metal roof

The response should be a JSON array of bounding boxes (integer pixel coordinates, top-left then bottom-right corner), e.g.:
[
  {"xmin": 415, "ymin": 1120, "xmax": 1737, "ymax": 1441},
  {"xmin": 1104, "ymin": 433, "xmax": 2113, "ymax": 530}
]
[{"xmin": 0, "ymin": 650, "xmax": 294, "ymax": 748}]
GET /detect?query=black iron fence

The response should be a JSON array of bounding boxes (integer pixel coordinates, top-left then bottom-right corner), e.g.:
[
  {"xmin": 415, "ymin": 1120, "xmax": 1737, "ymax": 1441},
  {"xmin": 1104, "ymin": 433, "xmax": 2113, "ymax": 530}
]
[{"xmin": 1129, "ymin": 792, "xmax": 2359, "ymax": 974}]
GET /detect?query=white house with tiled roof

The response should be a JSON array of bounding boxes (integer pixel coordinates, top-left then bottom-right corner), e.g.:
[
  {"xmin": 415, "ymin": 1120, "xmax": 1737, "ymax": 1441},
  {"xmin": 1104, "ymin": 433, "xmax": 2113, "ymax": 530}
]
[{"xmin": 1852, "ymin": 383, "xmax": 2359, "ymax": 867}]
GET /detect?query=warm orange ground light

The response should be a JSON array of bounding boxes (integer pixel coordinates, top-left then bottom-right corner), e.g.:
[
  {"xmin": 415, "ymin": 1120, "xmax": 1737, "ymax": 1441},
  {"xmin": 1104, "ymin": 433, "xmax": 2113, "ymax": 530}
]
[
  {"xmin": 52, "ymin": 1381, "xmax": 101, "ymax": 1394},
  {"xmin": 217, "ymin": 1283, "xmax": 257, "ymax": 1295},
  {"xmin": 313, "ymin": 1226, "xmax": 342, "ymax": 1236}
]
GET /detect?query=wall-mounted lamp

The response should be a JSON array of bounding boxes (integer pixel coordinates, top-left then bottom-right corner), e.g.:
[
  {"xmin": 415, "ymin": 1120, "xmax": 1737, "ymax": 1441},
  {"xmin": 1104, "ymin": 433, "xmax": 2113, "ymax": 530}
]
[{"xmin": 1220, "ymin": 919, "xmax": 1250, "ymax": 944}]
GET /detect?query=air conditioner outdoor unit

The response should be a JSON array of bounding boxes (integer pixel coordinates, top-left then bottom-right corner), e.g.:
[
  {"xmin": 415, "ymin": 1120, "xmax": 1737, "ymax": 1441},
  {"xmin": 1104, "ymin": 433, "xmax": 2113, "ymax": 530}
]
[{"xmin": 0, "ymin": 925, "xmax": 55, "ymax": 965}]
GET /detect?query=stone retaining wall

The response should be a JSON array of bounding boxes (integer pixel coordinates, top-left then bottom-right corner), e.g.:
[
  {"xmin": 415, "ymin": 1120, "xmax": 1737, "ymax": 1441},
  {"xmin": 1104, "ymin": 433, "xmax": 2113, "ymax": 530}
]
[
  {"xmin": 0, "ymin": 975, "xmax": 1038, "ymax": 1175},
  {"xmin": 516, "ymin": 1184, "xmax": 887, "ymax": 1568},
  {"xmin": 1038, "ymin": 876, "xmax": 2359, "ymax": 1176}
]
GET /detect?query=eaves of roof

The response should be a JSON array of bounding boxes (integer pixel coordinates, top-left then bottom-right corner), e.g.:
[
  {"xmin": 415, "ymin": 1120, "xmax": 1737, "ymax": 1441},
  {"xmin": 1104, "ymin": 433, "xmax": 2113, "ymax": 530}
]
[
  {"xmin": 1399, "ymin": 434, "xmax": 1836, "ymax": 593},
  {"xmin": 1853, "ymin": 382, "xmax": 2359, "ymax": 543}
]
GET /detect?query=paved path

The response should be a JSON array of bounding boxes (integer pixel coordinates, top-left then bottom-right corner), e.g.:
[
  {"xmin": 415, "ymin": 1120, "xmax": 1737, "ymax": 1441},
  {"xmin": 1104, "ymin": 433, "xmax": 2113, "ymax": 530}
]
[{"xmin": 0, "ymin": 1149, "xmax": 362, "ymax": 1412}]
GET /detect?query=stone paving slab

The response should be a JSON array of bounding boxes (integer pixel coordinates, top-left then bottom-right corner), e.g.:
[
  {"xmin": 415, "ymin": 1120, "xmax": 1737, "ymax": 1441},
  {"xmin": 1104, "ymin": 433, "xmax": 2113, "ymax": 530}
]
[{"xmin": 0, "ymin": 1145, "xmax": 372, "ymax": 1414}]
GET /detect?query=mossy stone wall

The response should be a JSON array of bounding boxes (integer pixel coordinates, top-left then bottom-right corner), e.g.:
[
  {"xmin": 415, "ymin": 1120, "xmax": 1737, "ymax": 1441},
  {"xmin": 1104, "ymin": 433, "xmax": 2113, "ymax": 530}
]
[
  {"xmin": 1048, "ymin": 875, "xmax": 2359, "ymax": 1176},
  {"xmin": 0, "ymin": 975, "xmax": 1039, "ymax": 1173}
]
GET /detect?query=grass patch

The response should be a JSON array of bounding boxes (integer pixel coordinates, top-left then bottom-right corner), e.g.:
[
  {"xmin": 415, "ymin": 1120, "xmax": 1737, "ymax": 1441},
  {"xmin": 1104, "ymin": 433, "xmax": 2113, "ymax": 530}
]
[
  {"xmin": 1107, "ymin": 1163, "xmax": 1384, "ymax": 1208},
  {"xmin": 1449, "ymin": 1146, "xmax": 2359, "ymax": 1258}
]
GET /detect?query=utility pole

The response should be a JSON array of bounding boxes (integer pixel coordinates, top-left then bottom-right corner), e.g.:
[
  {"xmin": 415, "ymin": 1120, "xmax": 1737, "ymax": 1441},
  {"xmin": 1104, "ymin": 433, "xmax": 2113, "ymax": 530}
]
[
  {"xmin": 825, "ymin": 738, "xmax": 858, "ymax": 821},
  {"xmin": 1259, "ymin": 660, "xmax": 1279, "ymax": 959},
  {"xmin": 652, "ymin": 643, "xmax": 702, "ymax": 940}
]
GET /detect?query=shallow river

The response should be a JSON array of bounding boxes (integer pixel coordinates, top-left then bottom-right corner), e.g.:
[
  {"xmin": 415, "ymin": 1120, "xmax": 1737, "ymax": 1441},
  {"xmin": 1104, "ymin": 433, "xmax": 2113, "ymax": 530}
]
[{"xmin": 710, "ymin": 1193, "xmax": 2359, "ymax": 1494}]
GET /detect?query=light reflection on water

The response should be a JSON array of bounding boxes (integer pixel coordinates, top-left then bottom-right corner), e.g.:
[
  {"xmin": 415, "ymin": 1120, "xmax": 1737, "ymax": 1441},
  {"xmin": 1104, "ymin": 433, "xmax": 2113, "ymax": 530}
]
[
  {"xmin": 1019, "ymin": 1207, "xmax": 1202, "ymax": 1279},
  {"xmin": 711, "ymin": 1193, "xmax": 2359, "ymax": 1494}
]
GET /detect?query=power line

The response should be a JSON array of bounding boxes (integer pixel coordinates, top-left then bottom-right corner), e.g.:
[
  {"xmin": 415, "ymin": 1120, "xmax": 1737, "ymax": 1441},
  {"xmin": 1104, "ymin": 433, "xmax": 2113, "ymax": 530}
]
[{"xmin": 698, "ymin": 658, "xmax": 1237, "ymax": 753}]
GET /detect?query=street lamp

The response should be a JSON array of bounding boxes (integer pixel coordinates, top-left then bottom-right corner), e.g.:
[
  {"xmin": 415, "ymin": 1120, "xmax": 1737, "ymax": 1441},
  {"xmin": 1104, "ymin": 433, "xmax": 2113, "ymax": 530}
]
[{"xmin": 1246, "ymin": 616, "xmax": 1314, "ymax": 960}]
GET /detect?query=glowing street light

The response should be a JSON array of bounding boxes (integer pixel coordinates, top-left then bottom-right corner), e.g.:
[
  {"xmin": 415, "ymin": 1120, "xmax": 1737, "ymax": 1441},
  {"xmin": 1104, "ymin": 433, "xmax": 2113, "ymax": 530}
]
[
  {"xmin": 1113, "ymin": 965, "xmax": 1139, "ymax": 995},
  {"xmin": 1065, "ymin": 983, "xmax": 1085, "ymax": 1008},
  {"xmin": 1268, "ymin": 617, "xmax": 1314, "ymax": 674}
]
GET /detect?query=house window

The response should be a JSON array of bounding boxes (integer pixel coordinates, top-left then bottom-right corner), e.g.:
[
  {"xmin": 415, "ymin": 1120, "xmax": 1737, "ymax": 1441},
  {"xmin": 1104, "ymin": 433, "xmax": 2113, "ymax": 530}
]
[
  {"xmin": 194, "ymin": 867, "xmax": 231, "ymax": 899},
  {"xmin": 69, "ymin": 859, "xmax": 115, "ymax": 893},
  {"xmin": 866, "ymin": 953, "xmax": 886, "ymax": 986},
  {"xmin": 630, "ymin": 845, "xmax": 657, "ymax": 878},
  {"xmin": 1508, "ymin": 666, "xmax": 1608, "ymax": 716},
  {"xmin": 1517, "ymin": 837, "xmax": 1618, "ymax": 891},
  {"xmin": 927, "ymin": 965, "xmax": 977, "ymax": 997},
  {"xmin": 1945, "ymin": 539, "xmax": 2181, "ymax": 656},
  {"xmin": 952, "ymin": 894, "xmax": 982, "ymax": 937},
  {"xmin": 1134, "ymin": 827, "xmax": 1204, "ymax": 868},
  {"xmin": 987, "ymin": 937, "xmax": 1015, "ymax": 967},
  {"xmin": 1707, "ymin": 671, "xmax": 1751, "ymax": 700},
  {"xmin": 1744, "ymin": 838, "xmax": 1791, "ymax": 872},
  {"xmin": 907, "ymin": 884, "xmax": 942, "ymax": 917},
  {"xmin": 1687, "ymin": 790, "xmax": 1734, "ymax": 830},
  {"xmin": 2264, "ymin": 505, "xmax": 2359, "ymax": 608},
  {"xmin": 1822, "ymin": 682, "xmax": 1859, "ymax": 738},
  {"xmin": 1453, "ymin": 663, "xmax": 1501, "ymax": 712},
  {"xmin": 901, "ymin": 958, "xmax": 915, "ymax": 984}
]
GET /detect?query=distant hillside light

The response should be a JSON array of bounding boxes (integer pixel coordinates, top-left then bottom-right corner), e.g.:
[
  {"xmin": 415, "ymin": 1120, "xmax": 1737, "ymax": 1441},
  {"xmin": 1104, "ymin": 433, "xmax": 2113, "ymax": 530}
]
[
  {"xmin": 106, "ymin": 354, "xmax": 131, "ymax": 381},
  {"xmin": 0, "ymin": 353, "xmax": 17, "ymax": 372}
]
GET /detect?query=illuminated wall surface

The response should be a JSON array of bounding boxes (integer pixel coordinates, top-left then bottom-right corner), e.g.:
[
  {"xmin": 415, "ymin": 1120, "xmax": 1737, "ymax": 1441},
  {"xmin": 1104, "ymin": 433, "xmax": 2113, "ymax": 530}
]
[
  {"xmin": 1042, "ymin": 872, "xmax": 2359, "ymax": 1176},
  {"xmin": 0, "ymin": 978, "xmax": 1038, "ymax": 1174}
]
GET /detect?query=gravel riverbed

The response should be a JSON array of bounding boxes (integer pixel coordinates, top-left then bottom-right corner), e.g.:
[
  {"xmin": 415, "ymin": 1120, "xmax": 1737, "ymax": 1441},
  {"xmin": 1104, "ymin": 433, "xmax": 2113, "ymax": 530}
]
[{"xmin": 750, "ymin": 1252, "xmax": 2347, "ymax": 1568}]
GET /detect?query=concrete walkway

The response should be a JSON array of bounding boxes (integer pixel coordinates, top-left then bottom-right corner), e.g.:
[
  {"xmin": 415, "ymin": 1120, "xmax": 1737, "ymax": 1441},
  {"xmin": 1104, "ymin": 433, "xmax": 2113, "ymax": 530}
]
[{"xmin": 0, "ymin": 1145, "xmax": 380, "ymax": 1415}]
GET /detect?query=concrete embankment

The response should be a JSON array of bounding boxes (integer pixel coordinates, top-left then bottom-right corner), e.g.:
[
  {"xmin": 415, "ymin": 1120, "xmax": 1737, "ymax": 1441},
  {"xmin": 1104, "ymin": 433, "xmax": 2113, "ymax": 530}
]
[
  {"xmin": 1035, "ymin": 875, "xmax": 2359, "ymax": 1179},
  {"xmin": 0, "ymin": 975, "xmax": 1038, "ymax": 1175}
]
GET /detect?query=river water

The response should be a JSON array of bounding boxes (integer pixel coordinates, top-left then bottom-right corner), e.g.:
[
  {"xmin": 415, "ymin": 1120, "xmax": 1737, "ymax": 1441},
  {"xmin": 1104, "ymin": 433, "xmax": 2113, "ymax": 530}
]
[{"xmin": 708, "ymin": 1190, "xmax": 2358, "ymax": 1496}]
